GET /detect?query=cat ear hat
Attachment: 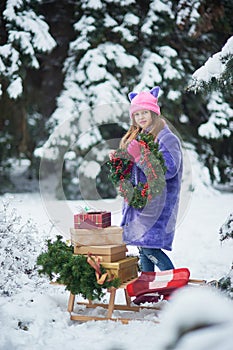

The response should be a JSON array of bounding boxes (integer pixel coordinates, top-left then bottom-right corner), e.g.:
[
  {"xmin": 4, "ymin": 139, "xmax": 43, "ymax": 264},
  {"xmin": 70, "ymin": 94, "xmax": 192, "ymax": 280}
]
[{"xmin": 128, "ymin": 86, "xmax": 161, "ymax": 119}]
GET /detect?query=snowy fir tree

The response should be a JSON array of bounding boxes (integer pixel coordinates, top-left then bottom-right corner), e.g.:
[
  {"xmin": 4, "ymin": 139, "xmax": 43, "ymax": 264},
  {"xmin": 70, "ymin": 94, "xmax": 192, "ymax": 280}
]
[
  {"xmin": 189, "ymin": 35, "xmax": 233, "ymax": 186},
  {"xmin": 0, "ymin": 0, "xmax": 232, "ymax": 198},
  {"xmin": 0, "ymin": 196, "xmax": 46, "ymax": 295},
  {"xmin": 0, "ymin": 0, "xmax": 56, "ymax": 188},
  {"xmin": 219, "ymin": 213, "xmax": 233, "ymax": 242},
  {"xmin": 0, "ymin": 0, "xmax": 56, "ymax": 100},
  {"xmin": 218, "ymin": 213, "xmax": 233, "ymax": 299},
  {"xmin": 189, "ymin": 36, "xmax": 233, "ymax": 92}
]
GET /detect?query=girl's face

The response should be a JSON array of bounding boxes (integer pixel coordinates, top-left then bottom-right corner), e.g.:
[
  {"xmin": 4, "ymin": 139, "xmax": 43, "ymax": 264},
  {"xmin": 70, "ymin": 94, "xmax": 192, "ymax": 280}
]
[{"xmin": 133, "ymin": 110, "xmax": 153, "ymax": 129}]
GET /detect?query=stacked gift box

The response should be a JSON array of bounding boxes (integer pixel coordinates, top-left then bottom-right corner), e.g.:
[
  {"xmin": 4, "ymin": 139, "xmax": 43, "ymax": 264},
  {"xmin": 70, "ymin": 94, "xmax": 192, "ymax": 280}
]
[
  {"xmin": 74, "ymin": 211, "xmax": 111, "ymax": 229},
  {"xmin": 71, "ymin": 210, "xmax": 138, "ymax": 283},
  {"xmin": 74, "ymin": 244, "xmax": 128, "ymax": 262}
]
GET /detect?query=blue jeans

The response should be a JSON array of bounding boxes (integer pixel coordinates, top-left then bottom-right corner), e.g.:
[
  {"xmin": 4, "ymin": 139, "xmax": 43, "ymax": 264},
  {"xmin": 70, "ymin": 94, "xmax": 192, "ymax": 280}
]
[{"xmin": 139, "ymin": 247, "xmax": 175, "ymax": 272}]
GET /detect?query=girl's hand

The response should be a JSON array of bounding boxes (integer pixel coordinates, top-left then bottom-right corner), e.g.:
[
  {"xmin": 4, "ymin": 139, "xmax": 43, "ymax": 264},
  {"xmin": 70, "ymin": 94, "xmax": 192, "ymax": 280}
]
[
  {"xmin": 108, "ymin": 149, "xmax": 116, "ymax": 160},
  {"xmin": 127, "ymin": 140, "xmax": 141, "ymax": 162}
]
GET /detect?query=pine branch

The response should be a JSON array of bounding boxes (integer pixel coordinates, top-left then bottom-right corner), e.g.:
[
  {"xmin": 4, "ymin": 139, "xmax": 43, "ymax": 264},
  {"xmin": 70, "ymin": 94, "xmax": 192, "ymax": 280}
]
[{"xmin": 37, "ymin": 236, "xmax": 120, "ymax": 300}]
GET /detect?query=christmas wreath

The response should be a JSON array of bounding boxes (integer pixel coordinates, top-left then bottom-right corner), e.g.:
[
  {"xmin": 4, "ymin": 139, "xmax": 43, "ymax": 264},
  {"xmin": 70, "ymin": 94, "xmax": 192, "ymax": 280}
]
[
  {"xmin": 37, "ymin": 236, "xmax": 120, "ymax": 300},
  {"xmin": 107, "ymin": 133, "xmax": 167, "ymax": 209}
]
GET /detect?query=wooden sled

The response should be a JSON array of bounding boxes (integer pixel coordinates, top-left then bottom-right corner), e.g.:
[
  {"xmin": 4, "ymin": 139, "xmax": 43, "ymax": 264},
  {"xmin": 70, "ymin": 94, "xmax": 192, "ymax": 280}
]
[{"xmin": 67, "ymin": 268, "xmax": 209, "ymax": 324}]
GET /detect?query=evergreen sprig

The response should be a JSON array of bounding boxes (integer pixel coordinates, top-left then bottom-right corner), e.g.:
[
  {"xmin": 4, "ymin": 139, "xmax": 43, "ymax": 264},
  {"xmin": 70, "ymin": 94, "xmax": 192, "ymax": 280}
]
[{"xmin": 37, "ymin": 236, "xmax": 120, "ymax": 300}]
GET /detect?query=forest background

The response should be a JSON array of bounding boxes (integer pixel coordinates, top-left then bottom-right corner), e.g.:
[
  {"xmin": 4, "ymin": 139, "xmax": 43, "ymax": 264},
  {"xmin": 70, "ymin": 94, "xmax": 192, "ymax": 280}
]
[{"xmin": 0, "ymin": 0, "xmax": 232, "ymax": 200}]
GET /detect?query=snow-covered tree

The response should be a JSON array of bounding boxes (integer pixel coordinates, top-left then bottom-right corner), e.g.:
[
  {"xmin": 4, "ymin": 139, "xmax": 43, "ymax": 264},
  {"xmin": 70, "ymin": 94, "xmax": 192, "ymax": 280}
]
[
  {"xmin": 188, "ymin": 35, "xmax": 233, "ymax": 187},
  {"xmin": 189, "ymin": 36, "xmax": 233, "ymax": 92},
  {"xmin": 39, "ymin": 1, "xmax": 187, "ymax": 199},
  {"xmin": 219, "ymin": 213, "xmax": 233, "ymax": 242},
  {"xmin": 218, "ymin": 213, "xmax": 233, "ymax": 299},
  {"xmin": 41, "ymin": 0, "xmax": 143, "ymax": 199},
  {"xmin": 0, "ymin": 197, "xmax": 45, "ymax": 295},
  {"xmin": 1, "ymin": 0, "xmax": 232, "ymax": 196},
  {"xmin": 40, "ymin": 0, "xmax": 233, "ymax": 199},
  {"xmin": 0, "ymin": 0, "xmax": 57, "ymax": 190},
  {"xmin": 0, "ymin": 0, "xmax": 56, "ymax": 99}
]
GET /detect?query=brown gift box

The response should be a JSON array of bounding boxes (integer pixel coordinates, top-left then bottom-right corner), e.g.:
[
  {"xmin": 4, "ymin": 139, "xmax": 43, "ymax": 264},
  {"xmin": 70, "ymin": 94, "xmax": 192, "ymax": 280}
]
[
  {"xmin": 70, "ymin": 226, "xmax": 123, "ymax": 246},
  {"xmin": 74, "ymin": 244, "xmax": 128, "ymax": 262},
  {"xmin": 101, "ymin": 257, "xmax": 138, "ymax": 283},
  {"xmin": 74, "ymin": 211, "xmax": 111, "ymax": 229}
]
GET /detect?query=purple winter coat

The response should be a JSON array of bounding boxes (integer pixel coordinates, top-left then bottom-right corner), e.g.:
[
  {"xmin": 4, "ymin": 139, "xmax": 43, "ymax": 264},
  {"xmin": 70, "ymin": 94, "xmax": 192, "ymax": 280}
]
[{"xmin": 121, "ymin": 125, "xmax": 183, "ymax": 251}]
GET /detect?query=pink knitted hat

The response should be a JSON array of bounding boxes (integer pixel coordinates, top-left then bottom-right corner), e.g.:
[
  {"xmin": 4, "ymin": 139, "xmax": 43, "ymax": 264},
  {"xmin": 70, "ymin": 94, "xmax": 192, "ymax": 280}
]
[{"xmin": 128, "ymin": 86, "xmax": 161, "ymax": 119}]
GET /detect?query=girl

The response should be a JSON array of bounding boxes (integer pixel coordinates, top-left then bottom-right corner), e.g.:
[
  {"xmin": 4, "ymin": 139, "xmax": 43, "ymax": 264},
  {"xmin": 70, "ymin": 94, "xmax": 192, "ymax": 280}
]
[{"xmin": 110, "ymin": 86, "xmax": 183, "ymax": 272}]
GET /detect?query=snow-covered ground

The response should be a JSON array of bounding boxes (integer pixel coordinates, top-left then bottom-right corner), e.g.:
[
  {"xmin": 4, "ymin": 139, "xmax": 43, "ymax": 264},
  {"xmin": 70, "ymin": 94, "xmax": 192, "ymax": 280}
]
[{"xmin": 0, "ymin": 167, "xmax": 233, "ymax": 349}]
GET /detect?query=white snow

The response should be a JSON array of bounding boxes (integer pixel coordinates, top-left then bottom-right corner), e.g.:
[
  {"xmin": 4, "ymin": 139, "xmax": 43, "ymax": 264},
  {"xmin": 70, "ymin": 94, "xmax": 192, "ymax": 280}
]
[
  {"xmin": 74, "ymin": 15, "xmax": 96, "ymax": 34},
  {"xmin": 167, "ymin": 90, "xmax": 181, "ymax": 101},
  {"xmin": 191, "ymin": 36, "xmax": 233, "ymax": 88},
  {"xmin": 113, "ymin": 25, "xmax": 137, "ymax": 42},
  {"xmin": 179, "ymin": 114, "xmax": 189, "ymax": 123},
  {"xmin": 79, "ymin": 160, "xmax": 101, "ymax": 179},
  {"xmin": 1, "ymin": 3, "xmax": 233, "ymax": 343},
  {"xmin": 0, "ymin": 151, "xmax": 233, "ymax": 349},
  {"xmin": 4, "ymin": 6, "xmax": 56, "ymax": 53},
  {"xmin": 1, "ymin": 1, "xmax": 56, "ymax": 99},
  {"xmin": 151, "ymin": 0, "xmax": 173, "ymax": 17},
  {"xmin": 135, "ymin": 51, "xmax": 162, "ymax": 90},
  {"xmin": 7, "ymin": 76, "xmax": 23, "ymax": 99},
  {"xmin": 81, "ymin": 0, "xmax": 103, "ymax": 10},
  {"xmin": 141, "ymin": 0, "xmax": 174, "ymax": 35},
  {"xmin": 198, "ymin": 92, "xmax": 233, "ymax": 139},
  {"xmin": 136, "ymin": 45, "xmax": 184, "ymax": 93},
  {"xmin": 124, "ymin": 13, "xmax": 140, "ymax": 26},
  {"xmin": 0, "ymin": 44, "xmax": 20, "ymax": 75},
  {"xmin": 104, "ymin": 14, "xmax": 118, "ymax": 27},
  {"xmin": 176, "ymin": 0, "xmax": 200, "ymax": 36}
]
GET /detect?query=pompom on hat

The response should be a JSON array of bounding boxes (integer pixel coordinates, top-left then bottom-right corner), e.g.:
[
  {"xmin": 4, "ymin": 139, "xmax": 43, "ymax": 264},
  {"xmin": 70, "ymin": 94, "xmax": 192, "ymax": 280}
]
[{"xmin": 128, "ymin": 86, "xmax": 161, "ymax": 119}]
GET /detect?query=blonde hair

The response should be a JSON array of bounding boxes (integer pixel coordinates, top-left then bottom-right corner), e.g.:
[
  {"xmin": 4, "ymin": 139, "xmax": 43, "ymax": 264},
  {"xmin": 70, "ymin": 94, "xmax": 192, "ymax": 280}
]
[{"xmin": 120, "ymin": 112, "xmax": 165, "ymax": 149}]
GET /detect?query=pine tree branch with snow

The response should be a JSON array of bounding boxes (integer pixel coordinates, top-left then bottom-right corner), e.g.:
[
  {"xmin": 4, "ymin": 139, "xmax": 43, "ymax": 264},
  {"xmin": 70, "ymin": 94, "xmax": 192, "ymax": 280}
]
[
  {"xmin": 218, "ymin": 213, "xmax": 233, "ymax": 299},
  {"xmin": 219, "ymin": 213, "xmax": 233, "ymax": 242},
  {"xmin": 0, "ymin": 0, "xmax": 56, "ymax": 100},
  {"xmin": 0, "ymin": 197, "xmax": 46, "ymax": 295},
  {"xmin": 188, "ymin": 36, "xmax": 233, "ymax": 92}
]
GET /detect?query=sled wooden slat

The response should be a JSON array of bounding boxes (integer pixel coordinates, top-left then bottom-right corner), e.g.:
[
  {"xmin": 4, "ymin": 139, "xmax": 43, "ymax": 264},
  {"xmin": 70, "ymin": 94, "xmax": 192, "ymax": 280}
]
[
  {"xmin": 70, "ymin": 314, "xmax": 130, "ymax": 324},
  {"xmin": 74, "ymin": 301, "xmax": 162, "ymax": 313},
  {"xmin": 70, "ymin": 314, "xmax": 156, "ymax": 324},
  {"xmin": 67, "ymin": 277, "xmax": 208, "ymax": 324},
  {"xmin": 188, "ymin": 278, "xmax": 207, "ymax": 285},
  {"xmin": 67, "ymin": 282, "xmax": 162, "ymax": 324},
  {"xmin": 76, "ymin": 301, "xmax": 141, "ymax": 312}
]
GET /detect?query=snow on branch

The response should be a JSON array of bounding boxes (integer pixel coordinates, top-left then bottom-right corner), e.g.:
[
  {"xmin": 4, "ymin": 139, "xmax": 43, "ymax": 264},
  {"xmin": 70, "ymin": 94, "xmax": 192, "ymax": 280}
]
[
  {"xmin": 219, "ymin": 213, "xmax": 233, "ymax": 242},
  {"xmin": 189, "ymin": 36, "xmax": 233, "ymax": 92},
  {"xmin": 198, "ymin": 91, "xmax": 232, "ymax": 139},
  {"xmin": 0, "ymin": 0, "xmax": 56, "ymax": 99}
]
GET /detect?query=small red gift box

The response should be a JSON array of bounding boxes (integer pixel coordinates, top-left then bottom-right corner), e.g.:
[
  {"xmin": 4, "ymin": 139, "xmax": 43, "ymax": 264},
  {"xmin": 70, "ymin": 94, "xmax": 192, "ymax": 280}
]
[{"xmin": 74, "ymin": 211, "xmax": 111, "ymax": 229}]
